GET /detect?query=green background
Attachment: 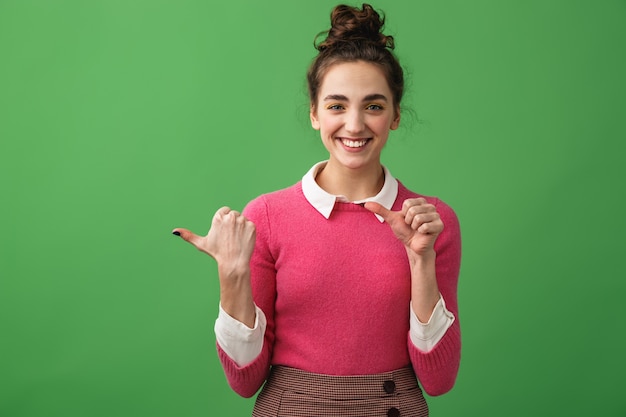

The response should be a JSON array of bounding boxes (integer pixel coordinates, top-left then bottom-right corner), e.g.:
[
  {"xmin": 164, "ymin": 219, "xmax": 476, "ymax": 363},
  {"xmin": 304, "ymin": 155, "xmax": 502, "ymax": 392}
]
[{"xmin": 1, "ymin": 0, "xmax": 625, "ymax": 416}]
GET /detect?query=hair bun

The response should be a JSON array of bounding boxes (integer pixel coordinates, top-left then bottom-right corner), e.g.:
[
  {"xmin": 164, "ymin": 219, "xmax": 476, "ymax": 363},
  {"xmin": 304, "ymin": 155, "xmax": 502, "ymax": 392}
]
[{"xmin": 316, "ymin": 4, "xmax": 394, "ymax": 51}]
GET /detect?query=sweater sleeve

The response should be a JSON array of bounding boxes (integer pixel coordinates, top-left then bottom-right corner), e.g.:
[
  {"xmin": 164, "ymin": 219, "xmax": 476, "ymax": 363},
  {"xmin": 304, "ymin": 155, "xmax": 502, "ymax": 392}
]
[
  {"xmin": 216, "ymin": 195, "xmax": 277, "ymax": 398},
  {"xmin": 408, "ymin": 198, "xmax": 462, "ymax": 396}
]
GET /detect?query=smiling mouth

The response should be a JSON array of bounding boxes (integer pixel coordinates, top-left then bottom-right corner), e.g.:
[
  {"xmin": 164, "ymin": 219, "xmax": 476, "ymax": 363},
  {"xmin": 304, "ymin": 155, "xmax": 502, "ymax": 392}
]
[{"xmin": 340, "ymin": 138, "xmax": 370, "ymax": 148}]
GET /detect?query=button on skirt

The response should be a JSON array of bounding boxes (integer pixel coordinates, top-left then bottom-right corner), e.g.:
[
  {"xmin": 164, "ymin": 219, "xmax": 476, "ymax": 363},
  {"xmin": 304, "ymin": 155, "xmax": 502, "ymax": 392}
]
[{"xmin": 253, "ymin": 366, "xmax": 428, "ymax": 417}]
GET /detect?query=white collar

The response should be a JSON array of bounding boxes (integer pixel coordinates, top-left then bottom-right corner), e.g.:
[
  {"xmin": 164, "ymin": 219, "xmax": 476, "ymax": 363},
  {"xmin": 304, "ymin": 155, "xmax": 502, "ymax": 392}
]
[{"xmin": 301, "ymin": 161, "xmax": 398, "ymax": 223}]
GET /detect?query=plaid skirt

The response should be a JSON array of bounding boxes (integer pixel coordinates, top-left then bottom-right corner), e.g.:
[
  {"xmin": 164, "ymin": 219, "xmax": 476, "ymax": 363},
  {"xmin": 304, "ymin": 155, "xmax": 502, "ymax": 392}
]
[{"xmin": 252, "ymin": 366, "xmax": 428, "ymax": 417}]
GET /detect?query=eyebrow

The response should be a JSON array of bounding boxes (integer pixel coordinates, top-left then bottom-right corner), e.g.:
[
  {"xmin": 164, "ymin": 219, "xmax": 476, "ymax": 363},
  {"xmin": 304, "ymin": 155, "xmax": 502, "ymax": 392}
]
[{"xmin": 323, "ymin": 93, "xmax": 389, "ymax": 102}]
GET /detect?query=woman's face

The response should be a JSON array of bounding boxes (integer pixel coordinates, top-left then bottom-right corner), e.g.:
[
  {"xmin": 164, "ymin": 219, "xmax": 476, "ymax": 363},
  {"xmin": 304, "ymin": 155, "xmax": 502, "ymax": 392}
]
[{"xmin": 310, "ymin": 61, "xmax": 400, "ymax": 172}]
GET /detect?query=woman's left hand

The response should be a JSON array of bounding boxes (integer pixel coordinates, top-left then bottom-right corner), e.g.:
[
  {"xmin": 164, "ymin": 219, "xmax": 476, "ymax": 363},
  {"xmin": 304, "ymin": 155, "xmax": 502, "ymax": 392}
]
[{"xmin": 365, "ymin": 198, "xmax": 443, "ymax": 256}]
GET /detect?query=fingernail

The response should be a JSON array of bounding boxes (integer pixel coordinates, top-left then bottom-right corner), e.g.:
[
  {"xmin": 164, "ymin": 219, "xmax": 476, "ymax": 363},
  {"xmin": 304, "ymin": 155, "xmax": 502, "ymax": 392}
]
[{"xmin": 172, "ymin": 231, "xmax": 180, "ymax": 236}]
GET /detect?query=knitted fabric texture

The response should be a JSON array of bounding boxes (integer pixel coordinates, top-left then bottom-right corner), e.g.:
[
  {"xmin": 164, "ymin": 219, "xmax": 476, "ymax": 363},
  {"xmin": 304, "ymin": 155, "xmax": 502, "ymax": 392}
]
[{"xmin": 217, "ymin": 181, "xmax": 461, "ymax": 398}]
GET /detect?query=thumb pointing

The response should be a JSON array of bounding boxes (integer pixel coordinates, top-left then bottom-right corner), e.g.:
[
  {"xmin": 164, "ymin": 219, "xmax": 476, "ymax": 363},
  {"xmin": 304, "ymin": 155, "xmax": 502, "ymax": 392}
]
[
  {"xmin": 363, "ymin": 201, "xmax": 393, "ymax": 221},
  {"xmin": 172, "ymin": 228, "xmax": 202, "ymax": 248}
]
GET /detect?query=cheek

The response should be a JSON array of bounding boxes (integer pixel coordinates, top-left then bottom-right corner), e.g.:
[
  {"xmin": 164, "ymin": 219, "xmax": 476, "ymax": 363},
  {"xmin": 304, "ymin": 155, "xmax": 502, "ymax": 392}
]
[
  {"xmin": 373, "ymin": 118, "xmax": 394, "ymax": 134},
  {"xmin": 319, "ymin": 118, "xmax": 341, "ymax": 135}
]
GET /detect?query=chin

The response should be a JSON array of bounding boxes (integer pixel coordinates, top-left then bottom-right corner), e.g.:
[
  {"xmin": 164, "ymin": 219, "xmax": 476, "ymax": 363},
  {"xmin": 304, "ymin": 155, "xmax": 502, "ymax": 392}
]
[{"xmin": 336, "ymin": 157, "xmax": 377, "ymax": 171}]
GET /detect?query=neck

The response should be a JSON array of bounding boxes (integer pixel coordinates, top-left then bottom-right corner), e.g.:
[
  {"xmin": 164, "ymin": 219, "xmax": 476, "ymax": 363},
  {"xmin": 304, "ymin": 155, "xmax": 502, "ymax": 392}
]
[{"xmin": 316, "ymin": 160, "xmax": 385, "ymax": 201}]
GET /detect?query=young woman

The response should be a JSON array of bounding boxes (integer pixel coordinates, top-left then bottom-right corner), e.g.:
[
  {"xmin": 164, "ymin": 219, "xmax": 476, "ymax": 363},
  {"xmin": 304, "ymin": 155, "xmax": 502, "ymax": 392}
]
[{"xmin": 173, "ymin": 4, "xmax": 461, "ymax": 416}]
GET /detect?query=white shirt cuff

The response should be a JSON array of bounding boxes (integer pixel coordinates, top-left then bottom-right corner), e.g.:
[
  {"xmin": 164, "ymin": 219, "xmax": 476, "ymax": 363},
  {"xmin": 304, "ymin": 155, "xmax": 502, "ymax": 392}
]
[
  {"xmin": 409, "ymin": 295, "xmax": 455, "ymax": 352},
  {"xmin": 214, "ymin": 303, "xmax": 266, "ymax": 367}
]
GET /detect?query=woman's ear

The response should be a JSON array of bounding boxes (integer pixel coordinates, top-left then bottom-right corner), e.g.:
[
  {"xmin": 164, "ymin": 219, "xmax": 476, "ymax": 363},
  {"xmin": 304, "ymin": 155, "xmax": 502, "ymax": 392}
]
[
  {"xmin": 390, "ymin": 108, "xmax": 400, "ymax": 130},
  {"xmin": 310, "ymin": 106, "xmax": 320, "ymax": 130}
]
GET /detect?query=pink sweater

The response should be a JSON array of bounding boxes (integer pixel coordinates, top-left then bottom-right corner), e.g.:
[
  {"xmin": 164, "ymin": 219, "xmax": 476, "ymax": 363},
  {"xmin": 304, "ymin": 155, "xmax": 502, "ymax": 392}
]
[{"xmin": 217, "ymin": 181, "xmax": 462, "ymax": 397}]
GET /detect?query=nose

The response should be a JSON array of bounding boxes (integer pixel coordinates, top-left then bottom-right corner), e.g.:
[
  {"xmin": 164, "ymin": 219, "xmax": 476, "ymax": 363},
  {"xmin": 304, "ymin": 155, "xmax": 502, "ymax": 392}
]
[{"xmin": 344, "ymin": 109, "xmax": 365, "ymax": 134}]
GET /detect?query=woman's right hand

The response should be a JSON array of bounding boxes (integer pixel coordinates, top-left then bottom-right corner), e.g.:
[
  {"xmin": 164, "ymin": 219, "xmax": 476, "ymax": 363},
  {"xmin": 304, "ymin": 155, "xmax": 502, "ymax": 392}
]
[
  {"xmin": 172, "ymin": 206, "xmax": 256, "ymax": 276},
  {"xmin": 173, "ymin": 207, "xmax": 257, "ymax": 327}
]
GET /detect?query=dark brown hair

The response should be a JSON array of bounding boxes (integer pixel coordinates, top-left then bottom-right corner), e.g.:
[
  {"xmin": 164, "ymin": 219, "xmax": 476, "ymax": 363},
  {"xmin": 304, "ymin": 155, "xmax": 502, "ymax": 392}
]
[{"xmin": 307, "ymin": 4, "xmax": 404, "ymax": 112}]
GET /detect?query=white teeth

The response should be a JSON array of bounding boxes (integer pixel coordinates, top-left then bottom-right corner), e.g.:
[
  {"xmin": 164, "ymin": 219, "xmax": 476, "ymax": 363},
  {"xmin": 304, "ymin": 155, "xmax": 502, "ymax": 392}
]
[{"xmin": 341, "ymin": 139, "xmax": 368, "ymax": 148}]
